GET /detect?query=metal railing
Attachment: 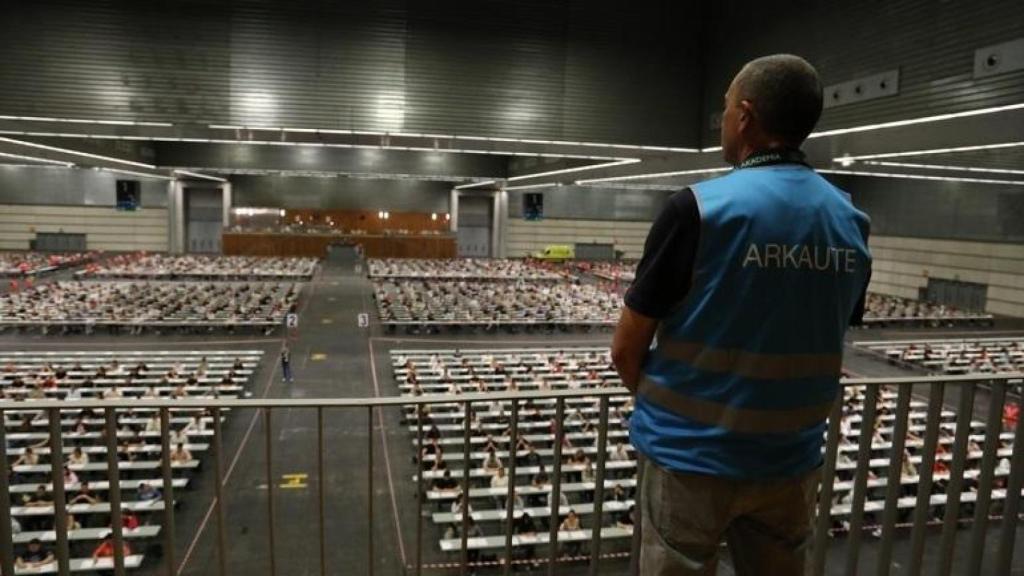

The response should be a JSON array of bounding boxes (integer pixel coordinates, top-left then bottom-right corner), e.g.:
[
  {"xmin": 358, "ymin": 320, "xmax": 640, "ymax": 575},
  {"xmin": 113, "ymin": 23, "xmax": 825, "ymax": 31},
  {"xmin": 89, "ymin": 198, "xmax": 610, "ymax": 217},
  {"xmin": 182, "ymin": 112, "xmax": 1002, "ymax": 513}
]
[{"xmin": 0, "ymin": 374, "xmax": 1020, "ymax": 576}]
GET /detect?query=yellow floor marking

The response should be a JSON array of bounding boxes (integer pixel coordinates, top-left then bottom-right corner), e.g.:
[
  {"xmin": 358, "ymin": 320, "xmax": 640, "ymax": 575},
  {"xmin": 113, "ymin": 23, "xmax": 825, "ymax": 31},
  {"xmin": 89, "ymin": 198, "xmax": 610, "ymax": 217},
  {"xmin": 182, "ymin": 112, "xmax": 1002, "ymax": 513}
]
[
  {"xmin": 321, "ymin": 318, "xmax": 334, "ymax": 324},
  {"xmin": 310, "ymin": 353, "xmax": 327, "ymax": 361}
]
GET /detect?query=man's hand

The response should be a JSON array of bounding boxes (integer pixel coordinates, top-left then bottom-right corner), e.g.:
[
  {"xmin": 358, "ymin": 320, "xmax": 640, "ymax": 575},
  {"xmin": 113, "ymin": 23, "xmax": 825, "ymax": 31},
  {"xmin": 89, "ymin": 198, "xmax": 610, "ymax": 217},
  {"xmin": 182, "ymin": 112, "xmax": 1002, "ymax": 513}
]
[{"xmin": 611, "ymin": 306, "xmax": 659, "ymax": 394}]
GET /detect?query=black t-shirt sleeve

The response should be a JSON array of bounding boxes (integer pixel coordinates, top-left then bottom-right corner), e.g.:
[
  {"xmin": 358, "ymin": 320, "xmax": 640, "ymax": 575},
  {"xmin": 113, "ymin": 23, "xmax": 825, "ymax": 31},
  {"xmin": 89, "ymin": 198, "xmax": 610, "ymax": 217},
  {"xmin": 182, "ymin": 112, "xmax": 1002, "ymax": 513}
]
[
  {"xmin": 849, "ymin": 262, "xmax": 872, "ymax": 327},
  {"xmin": 624, "ymin": 188, "xmax": 700, "ymax": 319}
]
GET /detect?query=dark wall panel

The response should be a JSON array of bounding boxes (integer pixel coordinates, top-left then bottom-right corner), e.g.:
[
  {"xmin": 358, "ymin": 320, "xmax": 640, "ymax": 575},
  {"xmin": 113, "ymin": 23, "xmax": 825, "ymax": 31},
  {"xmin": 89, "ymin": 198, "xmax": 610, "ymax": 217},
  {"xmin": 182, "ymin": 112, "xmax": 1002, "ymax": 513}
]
[
  {"xmin": 702, "ymin": 0, "xmax": 1024, "ymax": 146},
  {"xmin": 507, "ymin": 185, "xmax": 673, "ymax": 221},
  {"xmin": 0, "ymin": 166, "xmax": 167, "ymax": 207},
  {"xmin": 829, "ymin": 174, "xmax": 1024, "ymax": 242},
  {"xmin": 0, "ymin": 0, "xmax": 701, "ymax": 146},
  {"xmin": 230, "ymin": 175, "xmax": 450, "ymax": 212}
]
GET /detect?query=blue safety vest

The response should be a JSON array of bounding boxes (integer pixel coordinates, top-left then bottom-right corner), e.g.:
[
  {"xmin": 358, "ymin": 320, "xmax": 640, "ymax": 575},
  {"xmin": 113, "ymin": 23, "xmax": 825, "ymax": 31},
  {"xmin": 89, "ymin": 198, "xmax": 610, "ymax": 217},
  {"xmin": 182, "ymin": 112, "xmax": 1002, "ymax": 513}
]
[{"xmin": 629, "ymin": 158, "xmax": 871, "ymax": 479}]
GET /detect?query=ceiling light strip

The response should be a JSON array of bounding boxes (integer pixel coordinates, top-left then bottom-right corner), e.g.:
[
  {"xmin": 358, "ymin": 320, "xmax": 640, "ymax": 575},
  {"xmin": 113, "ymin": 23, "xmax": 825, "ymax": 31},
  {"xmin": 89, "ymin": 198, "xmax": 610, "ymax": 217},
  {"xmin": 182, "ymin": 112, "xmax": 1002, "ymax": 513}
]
[
  {"xmin": 0, "ymin": 151, "xmax": 74, "ymax": 167},
  {"xmin": 0, "ymin": 115, "xmax": 172, "ymax": 127},
  {"xmin": 173, "ymin": 169, "xmax": 228, "ymax": 182},
  {"xmin": 818, "ymin": 168, "xmax": 1024, "ymax": 186},
  {"xmin": 454, "ymin": 180, "xmax": 496, "ymax": 190},
  {"xmin": 506, "ymin": 159, "xmax": 640, "ymax": 182},
  {"xmin": 206, "ymin": 124, "xmax": 698, "ymax": 153},
  {"xmin": 862, "ymin": 161, "xmax": 1024, "ymax": 176},
  {"xmin": 95, "ymin": 167, "xmax": 175, "ymax": 180},
  {"xmin": 840, "ymin": 141, "xmax": 1024, "ymax": 161},
  {"xmin": 575, "ymin": 166, "xmax": 732, "ymax": 185},
  {"xmin": 809, "ymin": 102, "xmax": 1024, "ymax": 138},
  {"xmin": 0, "ymin": 136, "xmax": 157, "ymax": 169},
  {"xmin": 504, "ymin": 182, "xmax": 560, "ymax": 191}
]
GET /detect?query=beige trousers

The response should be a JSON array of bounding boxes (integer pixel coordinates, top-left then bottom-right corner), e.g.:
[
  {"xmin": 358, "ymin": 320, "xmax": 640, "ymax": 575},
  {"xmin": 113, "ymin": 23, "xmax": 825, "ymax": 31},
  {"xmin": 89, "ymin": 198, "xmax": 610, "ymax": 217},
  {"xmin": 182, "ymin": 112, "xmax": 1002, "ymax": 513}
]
[{"xmin": 639, "ymin": 457, "xmax": 821, "ymax": 576}]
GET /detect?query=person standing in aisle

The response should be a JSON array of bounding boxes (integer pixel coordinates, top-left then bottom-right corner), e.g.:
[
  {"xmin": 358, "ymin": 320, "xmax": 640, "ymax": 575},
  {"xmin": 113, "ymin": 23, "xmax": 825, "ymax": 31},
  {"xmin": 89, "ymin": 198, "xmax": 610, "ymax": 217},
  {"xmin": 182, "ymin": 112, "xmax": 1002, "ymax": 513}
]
[
  {"xmin": 280, "ymin": 344, "xmax": 293, "ymax": 383},
  {"xmin": 612, "ymin": 54, "xmax": 872, "ymax": 575}
]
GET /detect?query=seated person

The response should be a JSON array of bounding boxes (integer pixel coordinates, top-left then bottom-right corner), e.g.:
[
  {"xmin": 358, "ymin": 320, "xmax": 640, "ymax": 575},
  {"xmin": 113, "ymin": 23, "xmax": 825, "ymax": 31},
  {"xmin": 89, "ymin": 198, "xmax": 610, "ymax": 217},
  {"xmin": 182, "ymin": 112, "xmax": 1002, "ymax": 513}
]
[
  {"xmin": 91, "ymin": 532, "xmax": 132, "ymax": 561},
  {"xmin": 137, "ymin": 482, "xmax": 161, "ymax": 501},
  {"xmin": 16, "ymin": 538, "xmax": 54, "ymax": 569},
  {"xmin": 170, "ymin": 443, "xmax": 193, "ymax": 464}
]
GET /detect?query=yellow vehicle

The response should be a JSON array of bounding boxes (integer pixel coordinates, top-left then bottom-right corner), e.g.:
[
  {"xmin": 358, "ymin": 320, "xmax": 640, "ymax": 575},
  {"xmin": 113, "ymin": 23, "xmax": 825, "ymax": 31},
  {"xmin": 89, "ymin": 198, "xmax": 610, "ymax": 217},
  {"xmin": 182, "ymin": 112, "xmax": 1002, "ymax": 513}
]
[{"xmin": 532, "ymin": 244, "xmax": 574, "ymax": 261}]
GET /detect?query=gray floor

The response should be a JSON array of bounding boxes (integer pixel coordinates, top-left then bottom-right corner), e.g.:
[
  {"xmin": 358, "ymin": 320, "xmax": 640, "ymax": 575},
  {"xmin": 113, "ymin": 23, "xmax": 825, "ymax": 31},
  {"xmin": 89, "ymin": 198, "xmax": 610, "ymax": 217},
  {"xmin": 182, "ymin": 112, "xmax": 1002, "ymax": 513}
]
[{"xmin": 0, "ymin": 259, "xmax": 1021, "ymax": 575}]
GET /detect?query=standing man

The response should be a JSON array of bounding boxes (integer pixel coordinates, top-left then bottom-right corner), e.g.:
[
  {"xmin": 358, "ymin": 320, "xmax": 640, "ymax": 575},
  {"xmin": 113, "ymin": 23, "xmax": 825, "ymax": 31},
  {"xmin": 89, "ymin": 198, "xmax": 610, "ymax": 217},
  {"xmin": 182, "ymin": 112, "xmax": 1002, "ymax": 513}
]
[
  {"xmin": 612, "ymin": 54, "xmax": 871, "ymax": 575},
  {"xmin": 280, "ymin": 344, "xmax": 293, "ymax": 383}
]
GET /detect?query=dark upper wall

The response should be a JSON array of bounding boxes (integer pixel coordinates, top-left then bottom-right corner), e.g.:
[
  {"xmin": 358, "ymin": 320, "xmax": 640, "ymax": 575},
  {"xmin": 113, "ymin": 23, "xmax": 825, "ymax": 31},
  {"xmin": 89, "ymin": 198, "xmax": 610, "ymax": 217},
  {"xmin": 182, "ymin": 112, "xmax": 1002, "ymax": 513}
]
[
  {"xmin": 230, "ymin": 175, "xmax": 450, "ymax": 212},
  {"xmin": 0, "ymin": 0, "xmax": 702, "ymax": 147},
  {"xmin": 0, "ymin": 166, "xmax": 168, "ymax": 208},
  {"xmin": 507, "ymin": 185, "xmax": 674, "ymax": 222},
  {"xmin": 701, "ymin": 0, "xmax": 1024, "ymax": 147},
  {"xmin": 828, "ymin": 174, "xmax": 1024, "ymax": 243}
]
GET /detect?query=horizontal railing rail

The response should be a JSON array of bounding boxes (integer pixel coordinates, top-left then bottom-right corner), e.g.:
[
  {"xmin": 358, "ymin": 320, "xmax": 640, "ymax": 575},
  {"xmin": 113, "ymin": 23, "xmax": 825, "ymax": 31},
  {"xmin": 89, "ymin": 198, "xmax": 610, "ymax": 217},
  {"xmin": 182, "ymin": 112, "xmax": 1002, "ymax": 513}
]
[{"xmin": 0, "ymin": 373, "xmax": 1020, "ymax": 576}]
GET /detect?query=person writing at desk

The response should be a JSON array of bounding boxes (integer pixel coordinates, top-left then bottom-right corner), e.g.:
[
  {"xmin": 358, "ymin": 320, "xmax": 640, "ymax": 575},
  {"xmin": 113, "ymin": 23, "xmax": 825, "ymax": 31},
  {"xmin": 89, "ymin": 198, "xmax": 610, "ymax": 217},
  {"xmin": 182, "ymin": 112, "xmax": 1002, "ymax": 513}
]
[{"xmin": 612, "ymin": 54, "xmax": 871, "ymax": 575}]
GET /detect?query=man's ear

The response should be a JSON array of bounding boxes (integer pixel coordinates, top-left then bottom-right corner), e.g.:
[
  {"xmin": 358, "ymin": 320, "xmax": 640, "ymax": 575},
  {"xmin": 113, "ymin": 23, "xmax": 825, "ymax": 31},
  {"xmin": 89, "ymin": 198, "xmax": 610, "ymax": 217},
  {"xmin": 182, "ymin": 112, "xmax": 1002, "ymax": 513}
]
[{"xmin": 738, "ymin": 99, "xmax": 755, "ymax": 131}]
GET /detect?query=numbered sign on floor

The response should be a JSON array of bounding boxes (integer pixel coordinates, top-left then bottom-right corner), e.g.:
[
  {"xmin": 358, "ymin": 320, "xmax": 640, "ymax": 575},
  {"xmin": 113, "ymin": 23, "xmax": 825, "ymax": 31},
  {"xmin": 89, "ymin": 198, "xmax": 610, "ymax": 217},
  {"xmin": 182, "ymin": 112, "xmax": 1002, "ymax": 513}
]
[
  {"xmin": 357, "ymin": 313, "xmax": 369, "ymax": 328},
  {"xmin": 285, "ymin": 313, "xmax": 299, "ymax": 328}
]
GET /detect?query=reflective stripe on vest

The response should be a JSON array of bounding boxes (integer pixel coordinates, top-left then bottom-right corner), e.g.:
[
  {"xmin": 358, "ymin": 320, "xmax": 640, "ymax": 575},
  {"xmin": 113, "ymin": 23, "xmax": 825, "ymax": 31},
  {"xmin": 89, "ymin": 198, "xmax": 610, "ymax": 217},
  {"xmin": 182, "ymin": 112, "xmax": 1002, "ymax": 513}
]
[
  {"xmin": 656, "ymin": 340, "xmax": 843, "ymax": 380},
  {"xmin": 637, "ymin": 377, "xmax": 835, "ymax": 434}
]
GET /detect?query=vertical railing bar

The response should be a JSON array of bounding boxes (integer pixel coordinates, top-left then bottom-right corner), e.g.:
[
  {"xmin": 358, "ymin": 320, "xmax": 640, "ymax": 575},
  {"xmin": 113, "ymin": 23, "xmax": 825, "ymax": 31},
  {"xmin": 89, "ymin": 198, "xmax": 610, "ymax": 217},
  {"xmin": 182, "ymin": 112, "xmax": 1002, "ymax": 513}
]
[
  {"xmin": 937, "ymin": 384, "xmax": 976, "ymax": 576},
  {"xmin": 907, "ymin": 382, "xmax": 945, "ymax": 576},
  {"xmin": 367, "ymin": 406, "xmax": 375, "ymax": 576},
  {"xmin": 965, "ymin": 381, "xmax": 1006, "ymax": 574},
  {"xmin": 994, "ymin": 387, "xmax": 1024, "ymax": 575},
  {"xmin": 265, "ymin": 408, "xmax": 277, "ymax": 576},
  {"xmin": 104, "ymin": 408, "xmax": 125, "ymax": 576},
  {"xmin": 844, "ymin": 384, "xmax": 879, "ymax": 576},
  {"xmin": 415, "ymin": 404, "xmax": 424, "ymax": 576},
  {"xmin": 628, "ymin": 454, "xmax": 642, "ymax": 576},
  {"xmin": 0, "ymin": 410, "xmax": 14, "ymax": 576},
  {"xmin": 160, "ymin": 408, "xmax": 176, "ymax": 576},
  {"xmin": 49, "ymin": 407, "xmax": 71, "ymax": 576},
  {"xmin": 588, "ymin": 396, "xmax": 610, "ymax": 576},
  {"xmin": 546, "ymin": 398, "xmax": 566, "ymax": 576},
  {"xmin": 502, "ymin": 399, "xmax": 519, "ymax": 576},
  {"xmin": 460, "ymin": 400, "xmax": 472, "ymax": 576},
  {"xmin": 811, "ymin": 395, "xmax": 844, "ymax": 576},
  {"xmin": 318, "ymin": 407, "xmax": 326, "ymax": 576},
  {"xmin": 212, "ymin": 407, "xmax": 227, "ymax": 576},
  {"xmin": 875, "ymin": 384, "xmax": 913, "ymax": 576}
]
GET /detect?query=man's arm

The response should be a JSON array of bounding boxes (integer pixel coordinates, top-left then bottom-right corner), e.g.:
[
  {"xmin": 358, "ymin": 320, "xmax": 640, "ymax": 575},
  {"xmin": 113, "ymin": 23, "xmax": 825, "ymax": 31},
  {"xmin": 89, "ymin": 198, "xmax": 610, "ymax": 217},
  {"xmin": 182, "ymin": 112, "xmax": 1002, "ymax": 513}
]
[
  {"xmin": 612, "ymin": 306, "xmax": 658, "ymax": 393},
  {"xmin": 611, "ymin": 188, "xmax": 700, "ymax": 393}
]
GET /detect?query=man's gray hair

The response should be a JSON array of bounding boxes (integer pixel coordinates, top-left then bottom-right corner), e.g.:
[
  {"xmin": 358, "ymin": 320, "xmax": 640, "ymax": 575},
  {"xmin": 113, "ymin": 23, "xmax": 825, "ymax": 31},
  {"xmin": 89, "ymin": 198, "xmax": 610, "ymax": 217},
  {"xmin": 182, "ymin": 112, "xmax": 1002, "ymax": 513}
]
[{"xmin": 734, "ymin": 54, "xmax": 823, "ymax": 146}]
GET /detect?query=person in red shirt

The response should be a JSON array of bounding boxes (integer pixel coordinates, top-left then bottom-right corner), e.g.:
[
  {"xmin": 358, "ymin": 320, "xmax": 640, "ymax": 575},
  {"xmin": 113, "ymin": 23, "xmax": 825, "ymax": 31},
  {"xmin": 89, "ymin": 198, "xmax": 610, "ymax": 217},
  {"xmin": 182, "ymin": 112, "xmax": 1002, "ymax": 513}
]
[{"xmin": 92, "ymin": 533, "xmax": 131, "ymax": 560}]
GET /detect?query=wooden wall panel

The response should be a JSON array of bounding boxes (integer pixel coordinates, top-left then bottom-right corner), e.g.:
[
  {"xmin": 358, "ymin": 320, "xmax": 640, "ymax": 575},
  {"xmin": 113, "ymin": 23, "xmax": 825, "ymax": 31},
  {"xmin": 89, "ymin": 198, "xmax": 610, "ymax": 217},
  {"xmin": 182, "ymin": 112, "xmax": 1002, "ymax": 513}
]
[{"xmin": 222, "ymin": 232, "xmax": 455, "ymax": 259}]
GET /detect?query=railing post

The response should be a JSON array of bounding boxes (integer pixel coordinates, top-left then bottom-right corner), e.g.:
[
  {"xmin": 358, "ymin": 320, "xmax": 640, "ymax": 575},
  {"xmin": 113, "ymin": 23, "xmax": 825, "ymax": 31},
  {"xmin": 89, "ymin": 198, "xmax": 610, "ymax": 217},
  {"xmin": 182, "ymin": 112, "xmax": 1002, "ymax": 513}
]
[
  {"xmin": 937, "ymin": 384, "xmax": 977, "ymax": 576},
  {"xmin": 907, "ymin": 382, "xmax": 946, "ymax": 576},
  {"xmin": 318, "ymin": 407, "xmax": 326, "ymax": 576},
  {"xmin": 588, "ymin": 396, "xmax": 610, "ymax": 576},
  {"xmin": 46, "ymin": 407, "xmax": 70, "ymax": 576},
  {"xmin": 844, "ymin": 384, "xmax": 879, "ymax": 576},
  {"xmin": 212, "ymin": 407, "xmax": 227, "ymax": 576},
  {"xmin": 811, "ymin": 395, "xmax": 844, "ymax": 576},
  {"xmin": 104, "ymin": 408, "xmax": 125, "ymax": 576},
  {"xmin": 460, "ymin": 400, "xmax": 472, "ymax": 576},
  {"xmin": 159, "ymin": 408, "xmax": 176, "ymax": 576},
  {"xmin": 415, "ymin": 404, "xmax": 425, "ymax": 576},
  {"xmin": 875, "ymin": 384, "xmax": 913, "ymax": 576},
  {"xmin": 264, "ymin": 408, "xmax": 277, "ymax": 576},
  {"xmin": 994, "ymin": 387, "xmax": 1024, "ymax": 575},
  {"xmin": 367, "ymin": 405, "xmax": 375, "ymax": 576},
  {"xmin": 547, "ymin": 397, "xmax": 566, "ymax": 576},
  {"xmin": 502, "ymin": 399, "xmax": 520, "ymax": 576},
  {"xmin": 0, "ymin": 410, "xmax": 14, "ymax": 576},
  {"xmin": 966, "ymin": 381, "xmax": 1007, "ymax": 573}
]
